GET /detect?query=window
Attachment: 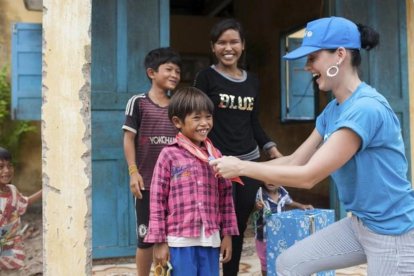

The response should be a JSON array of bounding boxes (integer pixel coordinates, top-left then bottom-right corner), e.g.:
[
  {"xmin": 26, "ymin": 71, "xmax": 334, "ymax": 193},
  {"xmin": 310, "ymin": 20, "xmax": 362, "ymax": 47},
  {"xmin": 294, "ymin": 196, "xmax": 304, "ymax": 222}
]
[
  {"xmin": 280, "ymin": 28, "xmax": 315, "ymax": 121},
  {"xmin": 11, "ymin": 23, "xmax": 42, "ymax": 120}
]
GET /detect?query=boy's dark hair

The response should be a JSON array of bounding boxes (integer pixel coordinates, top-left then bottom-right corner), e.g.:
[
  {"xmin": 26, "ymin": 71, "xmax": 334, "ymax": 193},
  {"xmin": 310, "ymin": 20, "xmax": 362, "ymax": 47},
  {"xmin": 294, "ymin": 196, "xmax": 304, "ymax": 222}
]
[
  {"xmin": 168, "ymin": 87, "xmax": 214, "ymax": 123},
  {"xmin": 144, "ymin": 47, "xmax": 182, "ymax": 72},
  {"xmin": 0, "ymin": 147, "xmax": 12, "ymax": 161}
]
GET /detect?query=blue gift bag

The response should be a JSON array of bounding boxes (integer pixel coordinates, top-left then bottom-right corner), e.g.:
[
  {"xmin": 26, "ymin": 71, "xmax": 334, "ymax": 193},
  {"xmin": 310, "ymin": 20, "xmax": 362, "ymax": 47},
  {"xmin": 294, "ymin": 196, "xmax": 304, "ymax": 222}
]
[{"xmin": 265, "ymin": 209, "xmax": 335, "ymax": 276}]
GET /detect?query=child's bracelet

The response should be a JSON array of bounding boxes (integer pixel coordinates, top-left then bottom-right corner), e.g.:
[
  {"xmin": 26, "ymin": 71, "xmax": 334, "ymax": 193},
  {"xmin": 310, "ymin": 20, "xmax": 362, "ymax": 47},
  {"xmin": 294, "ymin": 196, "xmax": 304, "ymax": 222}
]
[
  {"xmin": 129, "ymin": 169, "xmax": 138, "ymax": 175},
  {"xmin": 128, "ymin": 165, "xmax": 138, "ymax": 175}
]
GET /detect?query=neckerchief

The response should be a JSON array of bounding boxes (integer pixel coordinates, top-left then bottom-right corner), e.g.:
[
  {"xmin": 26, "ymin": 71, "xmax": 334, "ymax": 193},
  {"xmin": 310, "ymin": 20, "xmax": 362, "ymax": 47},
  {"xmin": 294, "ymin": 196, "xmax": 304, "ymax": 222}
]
[{"xmin": 176, "ymin": 132, "xmax": 243, "ymax": 185}]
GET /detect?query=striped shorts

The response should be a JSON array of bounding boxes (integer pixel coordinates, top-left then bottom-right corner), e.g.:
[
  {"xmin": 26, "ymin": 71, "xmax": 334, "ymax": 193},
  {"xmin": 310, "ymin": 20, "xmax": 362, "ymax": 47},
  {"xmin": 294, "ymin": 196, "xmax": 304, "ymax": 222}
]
[{"xmin": 276, "ymin": 216, "xmax": 414, "ymax": 275}]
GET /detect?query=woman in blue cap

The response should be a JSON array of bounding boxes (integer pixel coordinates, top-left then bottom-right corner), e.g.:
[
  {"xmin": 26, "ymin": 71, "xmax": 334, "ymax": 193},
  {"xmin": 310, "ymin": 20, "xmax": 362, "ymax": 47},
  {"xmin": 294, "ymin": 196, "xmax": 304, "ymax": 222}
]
[{"xmin": 210, "ymin": 16, "xmax": 414, "ymax": 275}]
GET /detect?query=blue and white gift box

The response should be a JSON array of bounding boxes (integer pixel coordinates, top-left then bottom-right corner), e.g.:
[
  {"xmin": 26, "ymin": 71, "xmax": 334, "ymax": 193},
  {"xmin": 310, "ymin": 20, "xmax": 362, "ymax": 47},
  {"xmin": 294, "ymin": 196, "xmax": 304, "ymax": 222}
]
[{"xmin": 265, "ymin": 209, "xmax": 335, "ymax": 276}]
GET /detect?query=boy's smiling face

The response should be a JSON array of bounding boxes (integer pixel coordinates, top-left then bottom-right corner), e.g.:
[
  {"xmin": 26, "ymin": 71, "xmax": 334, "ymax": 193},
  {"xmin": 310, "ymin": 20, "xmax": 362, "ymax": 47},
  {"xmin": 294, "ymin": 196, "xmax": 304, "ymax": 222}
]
[
  {"xmin": 0, "ymin": 159, "xmax": 14, "ymax": 186},
  {"xmin": 173, "ymin": 111, "xmax": 213, "ymax": 146},
  {"xmin": 149, "ymin": 62, "xmax": 181, "ymax": 91}
]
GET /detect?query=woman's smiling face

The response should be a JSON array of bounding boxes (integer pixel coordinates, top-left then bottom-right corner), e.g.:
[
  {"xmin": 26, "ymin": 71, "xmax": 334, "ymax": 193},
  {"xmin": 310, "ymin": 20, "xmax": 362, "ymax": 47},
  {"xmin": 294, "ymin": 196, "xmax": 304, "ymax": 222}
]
[
  {"xmin": 211, "ymin": 29, "xmax": 245, "ymax": 68},
  {"xmin": 305, "ymin": 50, "xmax": 339, "ymax": 92}
]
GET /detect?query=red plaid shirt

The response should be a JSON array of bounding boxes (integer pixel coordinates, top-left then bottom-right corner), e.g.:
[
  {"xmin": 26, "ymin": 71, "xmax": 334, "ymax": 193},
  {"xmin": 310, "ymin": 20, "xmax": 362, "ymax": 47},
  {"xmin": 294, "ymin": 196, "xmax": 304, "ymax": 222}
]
[{"xmin": 145, "ymin": 142, "xmax": 239, "ymax": 243}]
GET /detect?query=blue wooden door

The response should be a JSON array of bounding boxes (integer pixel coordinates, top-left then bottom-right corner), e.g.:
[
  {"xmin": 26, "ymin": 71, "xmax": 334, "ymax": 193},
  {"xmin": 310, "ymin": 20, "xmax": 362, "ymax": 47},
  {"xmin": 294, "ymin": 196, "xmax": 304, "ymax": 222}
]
[
  {"xmin": 330, "ymin": 0, "xmax": 410, "ymax": 219},
  {"xmin": 91, "ymin": 0, "xmax": 170, "ymax": 258},
  {"xmin": 11, "ymin": 23, "xmax": 42, "ymax": 120}
]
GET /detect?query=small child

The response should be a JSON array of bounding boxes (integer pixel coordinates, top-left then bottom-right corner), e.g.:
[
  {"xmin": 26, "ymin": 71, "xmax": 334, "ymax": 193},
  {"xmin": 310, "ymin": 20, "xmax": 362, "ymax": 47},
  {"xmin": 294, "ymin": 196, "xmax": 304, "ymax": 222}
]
[
  {"xmin": 122, "ymin": 47, "xmax": 181, "ymax": 275},
  {"xmin": 145, "ymin": 87, "xmax": 239, "ymax": 276},
  {"xmin": 254, "ymin": 182, "xmax": 313, "ymax": 276},
  {"xmin": 0, "ymin": 147, "xmax": 41, "ymax": 270}
]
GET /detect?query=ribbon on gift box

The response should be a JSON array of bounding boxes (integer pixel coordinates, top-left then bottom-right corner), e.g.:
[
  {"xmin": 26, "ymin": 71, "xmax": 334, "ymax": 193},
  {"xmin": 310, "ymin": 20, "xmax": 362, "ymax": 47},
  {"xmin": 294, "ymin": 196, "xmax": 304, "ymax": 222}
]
[{"xmin": 304, "ymin": 209, "xmax": 333, "ymax": 234}]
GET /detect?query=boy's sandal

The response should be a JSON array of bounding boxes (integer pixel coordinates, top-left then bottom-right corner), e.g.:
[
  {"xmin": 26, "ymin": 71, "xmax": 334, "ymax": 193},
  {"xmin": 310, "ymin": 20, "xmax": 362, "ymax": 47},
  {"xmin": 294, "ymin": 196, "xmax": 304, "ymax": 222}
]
[{"xmin": 154, "ymin": 260, "xmax": 173, "ymax": 276}]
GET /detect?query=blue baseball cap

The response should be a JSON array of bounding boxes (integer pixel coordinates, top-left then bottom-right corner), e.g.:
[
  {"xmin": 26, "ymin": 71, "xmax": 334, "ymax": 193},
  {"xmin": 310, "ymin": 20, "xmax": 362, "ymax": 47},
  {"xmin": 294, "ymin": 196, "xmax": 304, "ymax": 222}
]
[{"xmin": 283, "ymin": 17, "xmax": 361, "ymax": 60}]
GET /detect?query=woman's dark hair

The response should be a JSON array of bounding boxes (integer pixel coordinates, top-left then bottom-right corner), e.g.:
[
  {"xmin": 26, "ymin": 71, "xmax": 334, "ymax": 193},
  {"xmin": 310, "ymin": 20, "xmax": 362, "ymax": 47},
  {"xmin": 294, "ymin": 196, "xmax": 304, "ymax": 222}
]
[
  {"xmin": 328, "ymin": 23, "xmax": 379, "ymax": 68},
  {"xmin": 210, "ymin": 18, "xmax": 245, "ymax": 44},
  {"xmin": 358, "ymin": 23, "xmax": 380, "ymax": 51},
  {"xmin": 0, "ymin": 147, "xmax": 12, "ymax": 161},
  {"xmin": 168, "ymin": 87, "xmax": 214, "ymax": 123},
  {"xmin": 350, "ymin": 23, "xmax": 380, "ymax": 67}
]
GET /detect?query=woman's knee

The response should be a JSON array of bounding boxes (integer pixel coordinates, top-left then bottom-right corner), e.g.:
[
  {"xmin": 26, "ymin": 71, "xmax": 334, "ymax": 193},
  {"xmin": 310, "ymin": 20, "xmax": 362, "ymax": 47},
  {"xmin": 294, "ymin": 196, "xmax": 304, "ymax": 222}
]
[
  {"xmin": 276, "ymin": 248, "xmax": 311, "ymax": 276},
  {"xmin": 276, "ymin": 250, "xmax": 295, "ymax": 275}
]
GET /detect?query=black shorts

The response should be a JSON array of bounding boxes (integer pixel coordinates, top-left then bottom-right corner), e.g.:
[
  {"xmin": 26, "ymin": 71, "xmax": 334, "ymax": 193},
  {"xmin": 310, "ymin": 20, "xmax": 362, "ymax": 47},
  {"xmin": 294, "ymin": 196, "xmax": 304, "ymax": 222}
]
[{"xmin": 135, "ymin": 190, "xmax": 153, "ymax": 249}]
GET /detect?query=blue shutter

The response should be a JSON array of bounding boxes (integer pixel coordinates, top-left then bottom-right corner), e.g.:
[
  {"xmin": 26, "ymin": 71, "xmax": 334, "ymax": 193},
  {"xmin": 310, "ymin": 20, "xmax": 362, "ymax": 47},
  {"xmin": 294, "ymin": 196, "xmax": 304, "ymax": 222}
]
[{"xmin": 11, "ymin": 23, "xmax": 42, "ymax": 120}]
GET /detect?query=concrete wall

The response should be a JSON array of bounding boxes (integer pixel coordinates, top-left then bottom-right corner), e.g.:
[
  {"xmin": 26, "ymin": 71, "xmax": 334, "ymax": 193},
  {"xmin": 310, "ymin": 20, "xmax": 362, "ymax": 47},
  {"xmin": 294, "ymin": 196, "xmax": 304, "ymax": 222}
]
[{"xmin": 43, "ymin": 0, "xmax": 91, "ymax": 274}]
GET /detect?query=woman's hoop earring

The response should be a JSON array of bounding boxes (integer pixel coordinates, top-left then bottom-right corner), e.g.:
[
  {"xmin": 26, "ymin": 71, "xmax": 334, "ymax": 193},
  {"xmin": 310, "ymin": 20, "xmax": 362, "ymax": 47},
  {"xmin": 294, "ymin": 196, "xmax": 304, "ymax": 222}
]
[{"xmin": 326, "ymin": 63, "xmax": 339, "ymax": 77}]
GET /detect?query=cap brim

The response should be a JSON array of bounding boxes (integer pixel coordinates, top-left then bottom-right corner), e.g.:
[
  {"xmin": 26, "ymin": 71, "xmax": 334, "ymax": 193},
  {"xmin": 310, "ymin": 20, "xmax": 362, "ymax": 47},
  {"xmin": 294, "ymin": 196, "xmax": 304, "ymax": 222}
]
[{"xmin": 283, "ymin": 46, "xmax": 321, "ymax": 60}]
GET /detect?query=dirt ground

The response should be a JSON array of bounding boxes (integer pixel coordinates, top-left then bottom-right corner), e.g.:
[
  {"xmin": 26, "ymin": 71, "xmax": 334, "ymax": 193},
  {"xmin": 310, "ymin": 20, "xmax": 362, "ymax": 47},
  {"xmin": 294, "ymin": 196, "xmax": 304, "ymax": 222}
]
[
  {"xmin": 2, "ymin": 205, "xmax": 133, "ymax": 276},
  {"xmin": 2, "ymin": 207, "xmax": 367, "ymax": 276}
]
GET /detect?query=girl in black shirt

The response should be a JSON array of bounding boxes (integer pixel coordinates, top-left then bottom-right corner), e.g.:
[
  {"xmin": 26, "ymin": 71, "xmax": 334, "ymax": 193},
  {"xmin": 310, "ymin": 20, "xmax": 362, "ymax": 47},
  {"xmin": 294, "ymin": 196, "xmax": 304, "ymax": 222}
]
[{"xmin": 194, "ymin": 18, "xmax": 282, "ymax": 276}]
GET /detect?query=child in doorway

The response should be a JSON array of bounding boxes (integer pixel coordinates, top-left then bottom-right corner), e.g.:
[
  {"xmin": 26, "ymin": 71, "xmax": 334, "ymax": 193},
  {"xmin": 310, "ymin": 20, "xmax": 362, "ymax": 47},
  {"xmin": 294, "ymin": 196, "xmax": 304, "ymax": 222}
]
[
  {"xmin": 254, "ymin": 182, "xmax": 313, "ymax": 276},
  {"xmin": 0, "ymin": 147, "xmax": 42, "ymax": 270},
  {"xmin": 122, "ymin": 47, "xmax": 181, "ymax": 275},
  {"xmin": 145, "ymin": 87, "xmax": 239, "ymax": 276}
]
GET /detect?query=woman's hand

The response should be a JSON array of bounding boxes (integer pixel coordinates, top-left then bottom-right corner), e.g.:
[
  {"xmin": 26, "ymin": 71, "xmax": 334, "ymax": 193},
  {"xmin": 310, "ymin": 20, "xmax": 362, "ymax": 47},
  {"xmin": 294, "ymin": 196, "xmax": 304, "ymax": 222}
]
[{"xmin": 209, "ymin": 156, "xmax": 243, "ymax": 178}]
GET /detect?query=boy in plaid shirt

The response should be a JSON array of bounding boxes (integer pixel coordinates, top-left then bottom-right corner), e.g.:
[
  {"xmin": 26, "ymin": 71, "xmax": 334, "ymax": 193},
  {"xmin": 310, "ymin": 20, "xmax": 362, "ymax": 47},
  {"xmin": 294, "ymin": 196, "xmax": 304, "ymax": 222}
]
[{"xmin": 145, "ymin": 87, "xmax": 239, "ymax": 276}]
